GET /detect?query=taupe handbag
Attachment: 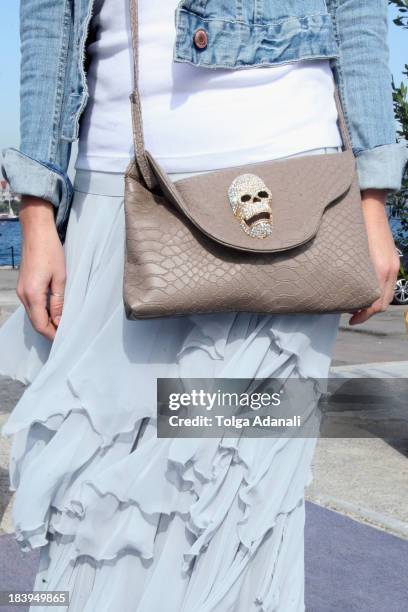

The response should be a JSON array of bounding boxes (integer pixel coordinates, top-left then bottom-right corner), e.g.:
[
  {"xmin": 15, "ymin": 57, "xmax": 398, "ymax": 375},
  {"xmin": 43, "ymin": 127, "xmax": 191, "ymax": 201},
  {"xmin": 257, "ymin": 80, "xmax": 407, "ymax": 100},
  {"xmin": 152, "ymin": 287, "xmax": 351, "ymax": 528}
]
[{"xmin": 123, "ymin": 0, "xmax": 380, "ymax": 319}]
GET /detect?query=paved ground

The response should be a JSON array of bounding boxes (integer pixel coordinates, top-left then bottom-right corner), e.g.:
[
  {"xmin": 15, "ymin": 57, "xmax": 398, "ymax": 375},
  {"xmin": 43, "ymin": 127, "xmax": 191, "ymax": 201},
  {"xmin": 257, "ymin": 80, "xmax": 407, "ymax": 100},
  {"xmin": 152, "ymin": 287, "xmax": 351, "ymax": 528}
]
[
  {"xmin": 0, "ymin": 268, "xmax": 407, "ymax": 609},
  {"xmin": 307, "ymin": 361, "xmax": 408, "ymax": 539},
  {"xmin": 0, "ymin": 269, "xmax": 18, "ymax": 327},
  {"xmin": 333, "ymin": 306, "xmax": 408, "ymax": 366}
]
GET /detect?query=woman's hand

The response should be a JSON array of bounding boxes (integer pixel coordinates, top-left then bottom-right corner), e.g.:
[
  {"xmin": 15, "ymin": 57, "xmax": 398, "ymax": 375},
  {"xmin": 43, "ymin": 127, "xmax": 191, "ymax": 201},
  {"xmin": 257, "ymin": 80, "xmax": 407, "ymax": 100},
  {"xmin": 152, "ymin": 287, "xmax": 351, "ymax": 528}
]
[
  {"xmin": 17, "ymin": 197, "xmax": 66, "ymax": 340},
  {"xmin": 349, "ymin": 189, "xmax": 400, "ymax": 326}
]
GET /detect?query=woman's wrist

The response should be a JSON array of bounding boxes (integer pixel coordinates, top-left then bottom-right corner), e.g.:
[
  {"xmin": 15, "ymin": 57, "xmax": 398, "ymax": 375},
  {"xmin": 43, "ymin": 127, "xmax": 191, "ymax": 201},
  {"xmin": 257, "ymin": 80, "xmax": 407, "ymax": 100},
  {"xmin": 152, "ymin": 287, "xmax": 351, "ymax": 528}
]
[
  {"xmin": 361, "ymin": 189, "xmax": 388, "ymax": 207},
  {"xmin": 20, "ymin": 196, "xmax": 56, "ymax": 233},
  {"xmin": 360, "ymin": 189, "xmax": 393, "ymax": 239},
  {"xmin": 360, "ymin": 189, "xmax": 389, "ymax": 223}
]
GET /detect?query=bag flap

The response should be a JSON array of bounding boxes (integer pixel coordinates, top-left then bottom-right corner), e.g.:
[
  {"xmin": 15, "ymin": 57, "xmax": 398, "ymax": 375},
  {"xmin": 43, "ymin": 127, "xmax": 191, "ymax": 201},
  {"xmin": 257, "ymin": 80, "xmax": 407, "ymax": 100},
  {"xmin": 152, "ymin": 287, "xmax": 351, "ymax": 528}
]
[{"xmin": 145, "ymin": 150, "xmax": 356, "ymax": 254}]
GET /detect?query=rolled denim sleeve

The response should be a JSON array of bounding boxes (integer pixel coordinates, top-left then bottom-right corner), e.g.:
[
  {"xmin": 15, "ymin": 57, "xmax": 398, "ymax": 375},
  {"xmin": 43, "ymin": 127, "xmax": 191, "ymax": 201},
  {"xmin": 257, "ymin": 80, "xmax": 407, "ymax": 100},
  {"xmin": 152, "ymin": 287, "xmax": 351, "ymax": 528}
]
[
  {"xmin": 327, "ymin": 0, "xmax": 408, "ymax": 191},
  {"xmin": 1, "ymin": 149, "xmax": 73, "ymax": 235},
  {"xmin": 356, "ymin": 142, "xmax": 408, "ymax": 192}
]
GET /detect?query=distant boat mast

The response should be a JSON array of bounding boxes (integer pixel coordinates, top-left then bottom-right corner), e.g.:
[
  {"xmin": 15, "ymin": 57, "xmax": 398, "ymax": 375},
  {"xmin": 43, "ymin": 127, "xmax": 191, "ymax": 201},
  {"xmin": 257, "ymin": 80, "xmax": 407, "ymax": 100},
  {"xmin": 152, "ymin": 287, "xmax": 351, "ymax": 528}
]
[{"xmin": 0, "ymin": 180, "xmax": 18, "ymax": 221}]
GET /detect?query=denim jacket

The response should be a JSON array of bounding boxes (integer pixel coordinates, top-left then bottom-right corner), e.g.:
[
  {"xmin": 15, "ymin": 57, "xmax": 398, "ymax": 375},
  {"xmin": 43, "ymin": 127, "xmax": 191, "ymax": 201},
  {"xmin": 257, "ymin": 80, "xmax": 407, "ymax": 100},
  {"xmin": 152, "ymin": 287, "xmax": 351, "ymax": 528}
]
[{"xmin": 2, "ymin": 0, "xmax": 407, "ymax": 238}]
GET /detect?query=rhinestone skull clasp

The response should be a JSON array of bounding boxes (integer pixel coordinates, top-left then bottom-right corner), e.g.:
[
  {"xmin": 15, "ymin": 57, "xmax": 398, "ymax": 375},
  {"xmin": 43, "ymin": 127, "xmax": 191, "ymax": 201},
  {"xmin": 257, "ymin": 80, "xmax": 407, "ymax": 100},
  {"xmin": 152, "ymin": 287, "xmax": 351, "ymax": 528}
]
[{"xmin": 228, "ymin": 174, "xmax": 273, "ymax": 239}]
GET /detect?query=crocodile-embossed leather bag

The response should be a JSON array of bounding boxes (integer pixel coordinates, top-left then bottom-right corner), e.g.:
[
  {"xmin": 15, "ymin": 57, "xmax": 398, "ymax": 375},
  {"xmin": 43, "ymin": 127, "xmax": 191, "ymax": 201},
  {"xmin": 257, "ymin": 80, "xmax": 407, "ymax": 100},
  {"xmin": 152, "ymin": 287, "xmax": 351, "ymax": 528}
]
[{"xmin": 123, "ymin": 0, "xmax": 380, "ymax": 319}]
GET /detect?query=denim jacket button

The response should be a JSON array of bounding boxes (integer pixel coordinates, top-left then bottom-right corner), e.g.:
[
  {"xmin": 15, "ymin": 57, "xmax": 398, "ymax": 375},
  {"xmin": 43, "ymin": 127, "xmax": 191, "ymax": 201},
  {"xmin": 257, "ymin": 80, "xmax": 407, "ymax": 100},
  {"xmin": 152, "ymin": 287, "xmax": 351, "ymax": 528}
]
[{"xmin": 193, "ymin": 29, "xmax": 208, "ymax": 50}]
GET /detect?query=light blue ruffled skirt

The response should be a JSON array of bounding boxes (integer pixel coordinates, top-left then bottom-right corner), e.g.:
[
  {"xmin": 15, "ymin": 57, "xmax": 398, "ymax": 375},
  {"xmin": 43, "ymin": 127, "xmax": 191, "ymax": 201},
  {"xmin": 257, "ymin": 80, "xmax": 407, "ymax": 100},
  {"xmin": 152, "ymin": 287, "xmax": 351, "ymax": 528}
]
[{"xmin": 0, "ymin": 169, "xmax": 340, "ymax": 611}]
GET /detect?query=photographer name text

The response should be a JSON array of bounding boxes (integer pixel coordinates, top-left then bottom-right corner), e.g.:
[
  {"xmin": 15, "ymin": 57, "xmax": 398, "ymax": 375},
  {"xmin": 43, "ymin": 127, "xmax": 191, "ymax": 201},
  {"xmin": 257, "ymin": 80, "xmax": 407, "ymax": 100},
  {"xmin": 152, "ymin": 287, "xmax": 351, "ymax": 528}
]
[{"xmin": 167, "ymin": 415, "xmax": 301, "ymax": 429}]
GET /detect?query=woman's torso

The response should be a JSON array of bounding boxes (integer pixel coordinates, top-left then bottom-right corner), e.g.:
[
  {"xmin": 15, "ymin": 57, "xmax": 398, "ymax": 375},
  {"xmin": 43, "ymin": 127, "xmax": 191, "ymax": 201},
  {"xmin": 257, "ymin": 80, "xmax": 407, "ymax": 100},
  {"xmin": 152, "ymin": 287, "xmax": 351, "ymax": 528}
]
[{"xmin": 76, "ymin": 0, "xmax": 342, "ymax": 174}]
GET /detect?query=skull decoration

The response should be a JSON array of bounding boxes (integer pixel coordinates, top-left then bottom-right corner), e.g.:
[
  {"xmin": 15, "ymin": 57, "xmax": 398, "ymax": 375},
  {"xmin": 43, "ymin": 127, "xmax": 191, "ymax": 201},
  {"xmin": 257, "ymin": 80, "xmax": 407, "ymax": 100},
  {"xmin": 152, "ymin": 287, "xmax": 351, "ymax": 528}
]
[{"xmin": 228, "ymin": 174, "xmax": 273, "ymax": 239}]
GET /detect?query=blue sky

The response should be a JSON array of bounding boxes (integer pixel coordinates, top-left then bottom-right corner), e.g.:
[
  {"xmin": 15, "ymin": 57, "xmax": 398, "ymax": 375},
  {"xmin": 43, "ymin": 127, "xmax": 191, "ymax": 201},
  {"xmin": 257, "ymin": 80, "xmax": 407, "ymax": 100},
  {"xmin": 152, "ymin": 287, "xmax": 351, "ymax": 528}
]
[{"xmin": 0, "ymin": 3, "xmax": 406, "ymax": 151}]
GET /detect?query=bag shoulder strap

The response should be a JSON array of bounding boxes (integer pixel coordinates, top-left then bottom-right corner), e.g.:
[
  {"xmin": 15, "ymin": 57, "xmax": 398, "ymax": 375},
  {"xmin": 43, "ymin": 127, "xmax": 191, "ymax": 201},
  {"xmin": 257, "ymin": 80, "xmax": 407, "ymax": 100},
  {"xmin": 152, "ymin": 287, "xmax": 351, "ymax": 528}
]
[
  {"xmin": 334, "ymin": 88, "xmax": 353, "ymax": 151},
  {"xmin": 129, "ymin": 0, "xmax": 157, "ymax": 189},
  {"xmin": 128, "ymin": 0, "xmax": 353, "ymax": 188}
]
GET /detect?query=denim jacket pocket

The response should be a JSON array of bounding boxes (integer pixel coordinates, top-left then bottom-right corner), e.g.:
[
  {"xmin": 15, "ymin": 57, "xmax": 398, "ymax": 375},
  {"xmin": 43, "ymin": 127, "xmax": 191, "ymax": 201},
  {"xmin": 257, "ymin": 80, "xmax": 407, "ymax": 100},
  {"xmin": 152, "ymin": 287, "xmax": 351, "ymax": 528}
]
[{"xmin": 61, "ymin": 93, "xmax": 83, "ymax": 142}]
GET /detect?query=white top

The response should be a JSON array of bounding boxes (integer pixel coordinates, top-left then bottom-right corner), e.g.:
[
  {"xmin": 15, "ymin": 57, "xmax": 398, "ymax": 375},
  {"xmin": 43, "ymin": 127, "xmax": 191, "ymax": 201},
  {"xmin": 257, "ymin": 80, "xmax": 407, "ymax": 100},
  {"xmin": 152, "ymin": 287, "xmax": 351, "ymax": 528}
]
[{"xmin": 76, "ymin": 0, "xmax": 342, "ymax": 174}]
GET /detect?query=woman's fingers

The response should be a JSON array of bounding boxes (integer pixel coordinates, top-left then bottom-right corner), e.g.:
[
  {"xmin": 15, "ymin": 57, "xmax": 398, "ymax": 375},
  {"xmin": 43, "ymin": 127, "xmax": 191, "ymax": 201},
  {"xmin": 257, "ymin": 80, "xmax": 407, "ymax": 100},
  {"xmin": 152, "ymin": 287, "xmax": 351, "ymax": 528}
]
[
  {"xmin": 384, "ymin": 271, "xmax": 398, "ymax": 309},
  {"xmin": 349, "ymin": 299, "xmax": 382, "ymax": 326},
  {"xmin": 49, "ymin": 275, "xmax": 66, "ymax": 327},
  {"xmin": 25, "ymin": 291, "xmax": 56, "ymax": 340},
  {"xmin": 15, "ymin": 282, "xmax": 28, "ymax": 312}
]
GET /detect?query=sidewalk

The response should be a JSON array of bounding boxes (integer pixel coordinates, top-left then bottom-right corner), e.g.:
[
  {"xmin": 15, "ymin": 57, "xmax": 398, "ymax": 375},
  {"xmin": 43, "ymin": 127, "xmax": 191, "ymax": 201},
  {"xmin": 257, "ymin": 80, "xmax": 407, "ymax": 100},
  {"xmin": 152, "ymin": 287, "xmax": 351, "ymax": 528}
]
[
  {"xmin": 0, "ymin": 269, "xmax": 18, "ymax": 326},
  {"xmin": 333, "ymin": 307, "xmax": 408, "ymax": 365},
  {"xmin": 307, "ymin": 360, "xmax": 408, "ymax": 540}
]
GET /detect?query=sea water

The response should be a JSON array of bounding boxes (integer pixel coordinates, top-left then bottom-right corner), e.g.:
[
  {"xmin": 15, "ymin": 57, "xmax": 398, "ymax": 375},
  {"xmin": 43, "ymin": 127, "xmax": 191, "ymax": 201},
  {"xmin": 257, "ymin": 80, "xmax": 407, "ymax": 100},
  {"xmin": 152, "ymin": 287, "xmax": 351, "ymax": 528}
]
[{"xmin": 0, "ymin": 221, "xmax": 21, "ymax": 266}]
